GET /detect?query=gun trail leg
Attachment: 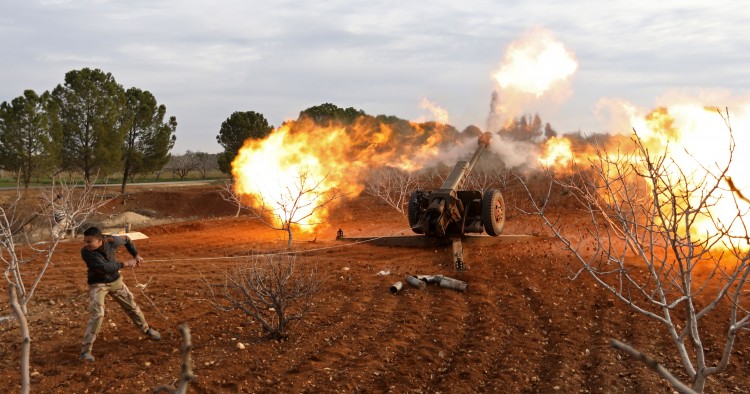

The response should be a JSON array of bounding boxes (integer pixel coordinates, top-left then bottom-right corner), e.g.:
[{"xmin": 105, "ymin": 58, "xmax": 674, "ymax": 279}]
[{"xmin": 452, "ymin": 237, "xmax": 465, "ymax": 271}]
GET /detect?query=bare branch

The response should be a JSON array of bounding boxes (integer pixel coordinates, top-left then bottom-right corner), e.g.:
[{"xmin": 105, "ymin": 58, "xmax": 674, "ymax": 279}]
[
  {"xmin": 219, "ymin": 180, "xmax": 257, "ymax": 218},
  {"xmin": 153, "ymin": 324, "xmax": 195, "ymax": 394},
  {"xmin": 610, "ymin": 339, "xmax": 697, "ymax": 394}
]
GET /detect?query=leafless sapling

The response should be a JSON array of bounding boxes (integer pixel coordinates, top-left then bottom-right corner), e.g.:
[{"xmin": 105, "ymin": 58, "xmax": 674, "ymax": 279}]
[
  {"xmin": 364, "ymin": 166, "xmax": 422, "ymax": 215},
  {"xmin": 517, "ymin": 110, "xmax": 750, "ymax": 393},
  {"xmin": 1, "ymin": 176, "xmax": 111, "ymax": 392},
  {"xmin": 244, "ymin": 167, "xmax": 343, "ymax": 249},
  {"xmin": 207, "ymin": 254, "xmax": 321, "ymax": 340}
]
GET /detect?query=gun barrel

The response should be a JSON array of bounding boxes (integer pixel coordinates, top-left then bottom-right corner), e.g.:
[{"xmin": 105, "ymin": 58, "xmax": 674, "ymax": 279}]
[
  {"xmin": 466, "ymin": 137, "xmax": 489, "ymax": 171},
  {"xmin": 439, "ymin": 132, "xmax": 492, "ymax": 191}
]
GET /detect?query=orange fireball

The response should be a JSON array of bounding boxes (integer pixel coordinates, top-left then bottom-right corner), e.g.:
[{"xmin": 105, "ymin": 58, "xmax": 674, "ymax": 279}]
[
  {"xmin": 230, "ymin": 116, "xmax": 464, "ymax": 231},
  {"xmin": 539, "ymin": 136, "xmax": 574, "ymax": 168}
]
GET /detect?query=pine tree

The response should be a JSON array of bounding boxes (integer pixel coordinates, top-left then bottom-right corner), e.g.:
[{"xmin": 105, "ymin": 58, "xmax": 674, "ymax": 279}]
[
  {"xmin": 120, "ymin": 87, "xmax": 177, "ymax": 193},
  {"xmin": 216, "ymin": 111, "xmax": 273, "ymax": 174},
  {"xmin": 0, "ymin": 90, "xmax": 60, "ymax": 187},
  {"xmin": 51, "ymin": 68, "xmax": 127, "ymax": 183}
]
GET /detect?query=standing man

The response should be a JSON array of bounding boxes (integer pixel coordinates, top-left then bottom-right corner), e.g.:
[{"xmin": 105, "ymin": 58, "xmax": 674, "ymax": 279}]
[{"xmin": 79, "ymin": 226, "xmax": 160, "ymax": 362}]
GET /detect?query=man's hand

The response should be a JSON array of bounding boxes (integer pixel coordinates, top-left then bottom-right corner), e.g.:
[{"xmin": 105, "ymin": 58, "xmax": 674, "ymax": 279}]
[
  {"xmin": 122, "ymin": 259, "xmax": 138, "ymax": 268},
  {"xmin": 135, "ymin": 255, "xmax": 145, "ymax": 267}
]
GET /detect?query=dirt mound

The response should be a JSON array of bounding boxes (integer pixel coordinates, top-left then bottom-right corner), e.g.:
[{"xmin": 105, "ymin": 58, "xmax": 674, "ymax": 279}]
[
  {"xmin": 99, "ymin": 211, "xmax": 155, "ymax": 228},
  {"xmin": 115, "ymin": 185, "xmax": 240, "ymax": 219},
  {"xmin": 89, "ymin": 184, "xmax": 243, "ymax": 231}
]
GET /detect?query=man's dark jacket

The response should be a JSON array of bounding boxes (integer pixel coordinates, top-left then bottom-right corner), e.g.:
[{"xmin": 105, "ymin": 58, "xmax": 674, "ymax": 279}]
[{"xmin": 81, "ymin": 235, "xmax": 139, "ymax": 285}]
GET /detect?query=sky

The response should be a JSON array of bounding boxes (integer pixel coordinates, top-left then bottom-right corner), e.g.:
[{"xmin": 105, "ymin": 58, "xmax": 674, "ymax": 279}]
[{"xmin": 1, "ymin": 0, "xmax": 749, "ymax": 154}]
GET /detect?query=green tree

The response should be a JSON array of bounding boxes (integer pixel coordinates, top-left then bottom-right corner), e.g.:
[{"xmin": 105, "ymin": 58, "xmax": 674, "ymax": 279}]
[
  {"xmin": 120, "ymin": 87, "xmax": 177, "ymax": 193},
  {"xmin": 0, "ymin": 90, "xmax": 61, "ymax": 187},
  {"xmin": 51, "ymin": 68, "xmax": 127, "ymax": 183},
  {"xmin": 299, "ymin": 103, "xmax": 365, "ymax": 125},
  {"xmin": 216, "ymin": 111, "xmax": 273, "ymax": 174}
]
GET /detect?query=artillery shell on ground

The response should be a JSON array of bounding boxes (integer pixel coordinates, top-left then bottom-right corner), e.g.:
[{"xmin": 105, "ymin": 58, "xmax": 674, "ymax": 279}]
[
  {"xmin": 405, "ymin": 275, "xmax": 426, "ymax": 290},
  {"xmin": 438, "ymin": 276, "xmax": 468, "ymax": 292}
]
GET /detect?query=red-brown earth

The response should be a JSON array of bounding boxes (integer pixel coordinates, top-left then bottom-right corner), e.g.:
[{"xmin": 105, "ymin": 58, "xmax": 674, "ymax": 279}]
[{"xmin": 1, "ymin": 183, "xmax": 749, "ymax": 393}]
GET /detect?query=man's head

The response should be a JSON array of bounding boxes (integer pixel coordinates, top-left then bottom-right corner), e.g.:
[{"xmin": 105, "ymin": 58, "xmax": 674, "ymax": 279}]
[{"xmin": 82, "ymin": 227, "xmax": 104, "ymax": 251}]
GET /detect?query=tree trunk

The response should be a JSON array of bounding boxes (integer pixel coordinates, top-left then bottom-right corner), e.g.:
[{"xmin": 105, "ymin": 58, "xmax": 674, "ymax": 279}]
[
  {"xmin": 287, "ymin": 227, "xmax": 293, "ymax": 249},
  {"xmin": 8, "ymin": 284, "xmax": 31, "ymax": 394},
  {"xmin": 692, "ymin": 375, "xmax": 707, "ymax": 394},
  {"xmin": 121, "ymin": 167, "xmax": 130, "ymax": 194},
  {"xmin": 277, "ymin": 309, "xmax": 286, "ymax": 338}
]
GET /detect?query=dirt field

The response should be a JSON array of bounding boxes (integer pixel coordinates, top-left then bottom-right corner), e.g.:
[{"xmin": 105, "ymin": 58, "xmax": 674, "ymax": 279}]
[{"xmin": 1, "ymin": 183, "xmax": 749, "ymax": 393}]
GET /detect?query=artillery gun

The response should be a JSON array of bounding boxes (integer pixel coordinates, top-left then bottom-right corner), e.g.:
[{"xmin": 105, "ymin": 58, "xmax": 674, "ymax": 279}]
[{"xmin": 407, "ymin": 132, "xmax": 506, "ymax": 268}]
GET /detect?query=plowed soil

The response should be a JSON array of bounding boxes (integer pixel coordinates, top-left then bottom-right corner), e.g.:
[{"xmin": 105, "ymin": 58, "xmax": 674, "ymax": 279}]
[{"xmin": 1, "ymin": 183, "xmax": 749, "ymax": 393}]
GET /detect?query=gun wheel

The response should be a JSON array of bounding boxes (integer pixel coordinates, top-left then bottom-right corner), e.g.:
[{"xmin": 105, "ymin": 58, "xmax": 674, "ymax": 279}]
[
  {"xmin": 408, "ymin": 191, "xmax": 427, "ymax": 234},
  {"xmin": 482, "ymin": 189, "xmax": 506, "ymax": 236}
]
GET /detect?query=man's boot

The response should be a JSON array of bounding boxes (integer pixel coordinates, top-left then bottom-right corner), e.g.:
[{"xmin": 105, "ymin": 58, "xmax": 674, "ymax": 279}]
[
  {"xmin": 80, "ymin": 352, "xmax": 95, "ymax": 362},
  {"xmin": 145, "ymin": 328, "xmax": 161, "ymax": 340}
]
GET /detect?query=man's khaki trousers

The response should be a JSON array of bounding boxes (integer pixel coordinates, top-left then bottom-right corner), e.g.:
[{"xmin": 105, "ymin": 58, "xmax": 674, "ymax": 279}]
[{"xmin": 81, "ymin": 276, "xmax": 150, "ymax": 354}]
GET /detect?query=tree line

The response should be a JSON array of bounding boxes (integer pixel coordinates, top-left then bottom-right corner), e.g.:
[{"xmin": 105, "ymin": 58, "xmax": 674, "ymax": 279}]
[
  {"xmin": 0, "ymin": 68, "xmax": 177, "ymax": 193},
  {"xmin": 1, "ymin": 66, "xmax": 570, "ymax": 194},
  {"xmin": 213, "ymin": 103, "xmax": 568, "ymax": 176}
]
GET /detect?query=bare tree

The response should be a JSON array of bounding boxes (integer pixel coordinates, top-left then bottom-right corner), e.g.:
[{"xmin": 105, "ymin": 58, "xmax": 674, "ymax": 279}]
[
  {"xmin": 364, "ymin": 167, "xmax": 422, "ymax": 215},
  {"xmin": 2, "ymin": 177, "xmax": 110, "ymax": 393},
  {"xmin": 492, "ymin": 168, "xmax": 513, "ymax": 190},
  {"xmin": 194, "ymin": 152, "xmax": 219, "ymax": 179},
  {"xmin": 245, "ymin": 167, "xmax": 343, "ymax": 248},
  {"xmin": 167, "ymin": 151, "xmax": 201, "ymax": 180},
  {"xmin": 518, "ymin": 110, "xmax": 750, "ymax": 393},
  {"xmin": 464, "ymin": 168, "xmax": 500, "ymax": 195},
  {"xmin": 152, "ymin": 166, "xmax": 165, "ymax": 181},
  {"xmin": 207, "ymin": 254, "xmax": 321, "ymax": 340},
  {"xmin": 425, "ymin": 164, "xmax": 452, "ymax": 189}
]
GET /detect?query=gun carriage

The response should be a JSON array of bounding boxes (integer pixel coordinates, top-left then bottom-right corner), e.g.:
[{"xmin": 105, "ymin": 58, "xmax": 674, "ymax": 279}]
[{"xmin": 407, "ymin": 132, "xmax": 506, "ymax": 268}]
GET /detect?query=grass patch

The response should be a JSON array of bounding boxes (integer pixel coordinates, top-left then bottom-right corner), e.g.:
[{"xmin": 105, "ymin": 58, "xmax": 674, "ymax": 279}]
[{"xmin": 0, "ymin": 171, "xmax": 229, "ymax": 188}]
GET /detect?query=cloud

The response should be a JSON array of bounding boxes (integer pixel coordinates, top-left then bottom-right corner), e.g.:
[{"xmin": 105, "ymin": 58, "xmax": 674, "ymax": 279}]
[
  {"xmin": 1, "ymin": 0, "xmax": 749, "ymax": 153},
  {"xmin": 118, "ymin": 43, "xmax": 262, "ymax": 71},
  {"xmin": 39, "ymin": 53, "xmax": 112, "ymax": 64}
]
